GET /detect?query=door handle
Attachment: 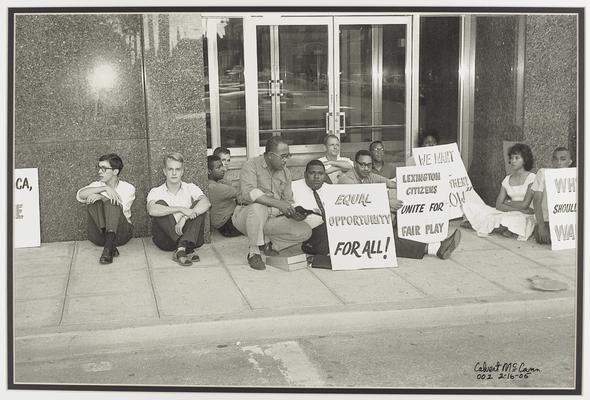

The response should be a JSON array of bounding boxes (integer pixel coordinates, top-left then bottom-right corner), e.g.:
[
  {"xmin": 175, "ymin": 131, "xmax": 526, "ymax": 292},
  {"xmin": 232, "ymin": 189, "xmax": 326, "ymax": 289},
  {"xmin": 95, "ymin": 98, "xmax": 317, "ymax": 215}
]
[
  {"xmin": 325, "ymin": 112, "xmax": 332, "ymax": 133},
  {"xmin": 267, "ymin": 80, "xmax": 273, "ymax": 97},
  {"xmin": 339, "ymin": 112, "xmax": 346, "ymax": 134},
  {"xmin": 278, "ymin": 79, "xmax": 284, "ymax": 97}
]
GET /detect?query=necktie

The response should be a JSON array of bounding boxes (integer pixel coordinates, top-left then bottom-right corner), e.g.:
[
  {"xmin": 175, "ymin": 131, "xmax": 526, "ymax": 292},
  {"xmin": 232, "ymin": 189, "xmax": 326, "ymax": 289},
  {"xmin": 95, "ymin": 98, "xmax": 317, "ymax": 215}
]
[{"xmin": 312, "ymin": 189, "xmax": 326, "ymax": 221}]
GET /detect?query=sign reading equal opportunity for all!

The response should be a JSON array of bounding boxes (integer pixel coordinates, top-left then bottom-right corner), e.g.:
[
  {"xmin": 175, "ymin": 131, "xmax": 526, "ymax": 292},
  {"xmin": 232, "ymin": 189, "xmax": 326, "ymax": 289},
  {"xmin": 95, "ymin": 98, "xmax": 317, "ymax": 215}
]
[
  {"xmin": 322, "ymin": 183, "xmax": 397, "ymax": 270},
  {"xmin": 14, "ymin": 168, "xmax": 41, "ymax": 248},
  {"xmin": 544, "ymin": 168, "xmax": 577, "ymax": 251},
  {"xmin": 396, "ymin": 165, "xmax": 450, "ymax": 243},
  {"xmin": 412, "ymin": 143, "xmax": 472, "ymax": 219}
]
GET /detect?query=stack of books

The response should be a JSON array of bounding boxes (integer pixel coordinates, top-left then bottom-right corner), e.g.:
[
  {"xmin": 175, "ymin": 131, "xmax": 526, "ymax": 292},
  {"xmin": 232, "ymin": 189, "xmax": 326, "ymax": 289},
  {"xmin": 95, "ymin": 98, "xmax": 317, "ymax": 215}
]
[{"xmin": 265, "ymin": 247, "xmax": 308, "ymax": 271}]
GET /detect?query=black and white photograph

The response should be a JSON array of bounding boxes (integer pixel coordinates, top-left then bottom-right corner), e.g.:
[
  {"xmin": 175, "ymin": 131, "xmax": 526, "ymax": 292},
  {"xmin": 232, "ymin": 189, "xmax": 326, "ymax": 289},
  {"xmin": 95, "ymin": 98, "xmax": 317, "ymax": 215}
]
[{"xmin": 4, "ymin": 0, "xmax": 585, "ymax": 396}]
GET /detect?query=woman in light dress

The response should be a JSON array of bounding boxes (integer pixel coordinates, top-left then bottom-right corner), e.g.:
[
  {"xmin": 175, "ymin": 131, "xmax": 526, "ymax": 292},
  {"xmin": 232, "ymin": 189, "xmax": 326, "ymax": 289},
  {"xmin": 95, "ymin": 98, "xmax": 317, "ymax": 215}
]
[{"xmin": 462, "ymin": 143, "xmax": 536, "ymax": 241}]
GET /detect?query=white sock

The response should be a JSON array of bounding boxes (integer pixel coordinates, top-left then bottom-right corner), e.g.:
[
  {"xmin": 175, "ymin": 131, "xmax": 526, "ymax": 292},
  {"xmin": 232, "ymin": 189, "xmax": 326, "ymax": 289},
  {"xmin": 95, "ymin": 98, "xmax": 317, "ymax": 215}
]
[
  {"xmin": 427, "ymin": 242, "xmax": 441, "ymax": 255},
  {"xmin": 249, "ymin": 245, "xmax": 261, "ymax": 256}
]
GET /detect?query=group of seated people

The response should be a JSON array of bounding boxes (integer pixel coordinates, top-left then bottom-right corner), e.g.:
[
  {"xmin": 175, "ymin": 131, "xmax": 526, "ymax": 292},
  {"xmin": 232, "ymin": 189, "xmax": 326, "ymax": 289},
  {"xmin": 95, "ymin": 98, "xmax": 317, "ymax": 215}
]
[{"xmin": 76, "ymin": 131, "xmax": 573, "ymax": 270}]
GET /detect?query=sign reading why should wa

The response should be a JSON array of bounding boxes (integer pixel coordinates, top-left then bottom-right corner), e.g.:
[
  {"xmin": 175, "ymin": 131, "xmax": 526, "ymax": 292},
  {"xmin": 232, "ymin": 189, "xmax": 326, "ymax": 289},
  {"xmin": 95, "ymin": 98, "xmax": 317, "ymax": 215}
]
[
  {"xmin": 396, "ymin": 166, "xmax": 450, "ymax": 243},
  {"xmin": 545, "ymin": 168, "xmax": 577, "ymax": 251},
  {"xmin": 412, "ymin": 143, "xmax": 472, "ymax": 219},
  {"xmin": 322, "ymin": 183, "xmax": 397, "ymax": 270},
  {"xmin": 14, "ymin": 168, "xmax": 41, "ymax": 248}
]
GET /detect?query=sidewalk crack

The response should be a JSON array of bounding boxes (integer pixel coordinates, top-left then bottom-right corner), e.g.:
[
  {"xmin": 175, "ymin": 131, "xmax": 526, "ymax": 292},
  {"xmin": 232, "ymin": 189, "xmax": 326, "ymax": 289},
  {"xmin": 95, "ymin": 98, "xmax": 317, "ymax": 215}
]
[
  {"xmin": 141, "ymin": 238, "xmax": 161, "ymax": 319},
  {"xmin": 211, "ymin": 245, "xmax": 253, "ymax": 311},
  {"xmin": 58, "ymin": 241, "xmax": 78, "ymax": 326}
]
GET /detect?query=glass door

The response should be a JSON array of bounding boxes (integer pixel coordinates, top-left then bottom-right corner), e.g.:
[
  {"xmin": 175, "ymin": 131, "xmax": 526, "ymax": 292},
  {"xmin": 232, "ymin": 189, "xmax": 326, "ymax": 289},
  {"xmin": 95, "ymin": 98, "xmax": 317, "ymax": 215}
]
[
  {"xmin": 244, "ymin": 16, "xmax": 334, "ymax": 156},
  {"xmin": 334, "ymin": 17, "xmax": 413, "ymax": 164}
]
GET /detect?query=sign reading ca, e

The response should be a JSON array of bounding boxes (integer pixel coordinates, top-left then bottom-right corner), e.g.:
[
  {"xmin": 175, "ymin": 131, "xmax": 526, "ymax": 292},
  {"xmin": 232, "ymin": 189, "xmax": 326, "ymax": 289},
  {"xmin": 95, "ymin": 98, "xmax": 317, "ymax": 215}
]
[
  {"xmin": 544, "ymin": 168, "xmax": 576, "ymax": 251},
  {"xmin": 15, "ymin": 168, "xmax": 41, "ymax": 248},
  {"xmin": 321, "ymin": 183, "xmax": 397, "ymax": 270},
  {"xmin": 396, "ymin": 165, "xmax": 450, "ymax": 243},
  {"xmin": 412, "ymin": 143, "xmax": 472, "ymax": 219}
]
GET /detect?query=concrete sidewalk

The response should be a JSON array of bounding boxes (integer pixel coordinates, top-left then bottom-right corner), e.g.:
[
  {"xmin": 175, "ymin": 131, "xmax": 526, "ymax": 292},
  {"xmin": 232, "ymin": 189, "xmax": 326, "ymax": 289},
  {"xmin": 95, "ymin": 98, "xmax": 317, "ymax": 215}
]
[{"xmin": 13, "ymin": 221, "xmax": 577, "ymax": 338}]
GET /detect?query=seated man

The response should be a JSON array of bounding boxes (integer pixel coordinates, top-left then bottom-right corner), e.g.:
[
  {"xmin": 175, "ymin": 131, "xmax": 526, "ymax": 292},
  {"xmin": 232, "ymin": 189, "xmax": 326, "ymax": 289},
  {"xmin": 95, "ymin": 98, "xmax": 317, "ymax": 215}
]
[
  {"xmin": 339, "ymin": 150, "xmax": 461, "ymax": 260},
  {"xmin": 147, "ymin": 152, "xmax": 211, "ymax": 267},
  {"xmin": 232, "ymin": 136, "xmax": 312, "ymax": 270},
  {"xmin": 532, "ymin": 146, "xmax": 574, "ymax": 244},
  {"xmin": 208, "ymin": 155, "xmax": 242, "ymax": 237},
  {"xmin": 213, "ymin": 146, "xmax": 231, "ymax": 174},
  {"xmin": 318, "ymin": 134, "xmax": 353, "ymax": 184},
  {"xmin": 76, "ymin": 153, "xmax": 135, "ymax": 264},
  {"xmin": 370, "ymin": 140, "xmax": 396, "ymax": 179},
  {"xmin": 292, "ymin": 160, "xmax": 330, "ymax": 256}
]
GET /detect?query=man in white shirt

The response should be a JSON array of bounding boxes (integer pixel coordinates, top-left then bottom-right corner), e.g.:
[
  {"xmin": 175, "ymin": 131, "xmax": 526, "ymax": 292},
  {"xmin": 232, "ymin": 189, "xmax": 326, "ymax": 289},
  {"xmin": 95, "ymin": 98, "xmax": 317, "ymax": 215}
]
[
  {"xmin": 147, "ymin": 152, "xmax": 211, "ymax": 267},
  {"xmin": 292, "ymin": 160, "xmax": 330, "ymax": 256},
  {"xmin": 76, "ymin": 154, "xmax": 135, "ymax": 264},
  {"xmin": 318, "ymin": 134, "xmax": 353, "ymax": 184}
]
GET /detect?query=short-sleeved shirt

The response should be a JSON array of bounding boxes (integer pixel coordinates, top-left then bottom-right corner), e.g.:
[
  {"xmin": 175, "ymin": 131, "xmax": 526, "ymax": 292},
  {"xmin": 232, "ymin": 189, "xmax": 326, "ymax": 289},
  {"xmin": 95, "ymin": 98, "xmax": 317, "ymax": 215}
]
[
  {"xmin": 239, "ymin": 155, "xmax": 293, "ymax": 216},
  {"xmin": 531, "ymin": 168, "xmax": 549, "ymax": 222},
  {"xmin": 76, "ymin": 180, "xmax": 135, "ymax": 224},
  {"xmin": 147, "ymin": 181, "xmax": 205, "ymax": 222},
  {"xmin": 372, "ymin": 161, "xmax": 396, "ymax": 179},
  {"xmin": 208, "ymin": 179, "xmax": 241, "ymax": 228},
  {"xmin": 501, "ymin": 173, "xmax": 536, "ymax": 202},
  {"xmin": 292, "ymin": 179, "xmax": 326, "ymax": 229},
  {"xmin": 318, "ymin": 156, "xmax": 354, "ymax": 184},
  {"xmin": 338, "ymin": 169, "xmax": 391, "ymax": 185}
]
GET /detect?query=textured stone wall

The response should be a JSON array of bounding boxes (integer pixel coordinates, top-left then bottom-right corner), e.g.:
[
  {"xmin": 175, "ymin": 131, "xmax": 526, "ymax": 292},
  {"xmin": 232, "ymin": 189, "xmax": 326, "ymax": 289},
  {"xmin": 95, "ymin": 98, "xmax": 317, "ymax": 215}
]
[
  {"xmin": 471, "ymin": 16, "xmax": 521, "ymax": 204},
  {"xmin": 522, "ymin": 15, "xmax": 578, "ymax": 167},
  {"xmin": 14, "ymin": 13, "xmax": 207, "ymax": 242}
]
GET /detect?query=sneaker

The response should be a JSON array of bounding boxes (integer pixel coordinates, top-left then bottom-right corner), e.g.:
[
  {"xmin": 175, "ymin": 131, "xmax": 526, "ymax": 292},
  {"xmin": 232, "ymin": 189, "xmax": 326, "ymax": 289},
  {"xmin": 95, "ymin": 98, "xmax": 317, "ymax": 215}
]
[
  {"xmin": 437, "ymin": 229, "xmax": 461, "ymax": 260},
  {"xmin": 259, "ymin": 243, "xmax": 279, "ymax": 257},
  {"xmin": 172, "ymin": 249, "xmax": 193, "ymax": 267},
  {"xmin": 247, "ymin": 254, "xmax": 266, "ymax": 270}
]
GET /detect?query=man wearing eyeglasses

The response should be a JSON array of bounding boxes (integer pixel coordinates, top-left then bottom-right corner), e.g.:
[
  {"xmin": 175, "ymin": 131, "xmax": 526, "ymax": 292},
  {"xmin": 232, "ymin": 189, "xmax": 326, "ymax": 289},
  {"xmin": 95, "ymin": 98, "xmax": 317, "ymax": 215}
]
[
  {"xmin": 232, "ymin": 136, "xmax": 312, "ymax": 270},
  {"xmin": 76, "ymin": 154, "xmax": 135, "ymax": 264},
  {"xmin": 338, "ymin": 150, "xmax": 461, "ymax": 260}
]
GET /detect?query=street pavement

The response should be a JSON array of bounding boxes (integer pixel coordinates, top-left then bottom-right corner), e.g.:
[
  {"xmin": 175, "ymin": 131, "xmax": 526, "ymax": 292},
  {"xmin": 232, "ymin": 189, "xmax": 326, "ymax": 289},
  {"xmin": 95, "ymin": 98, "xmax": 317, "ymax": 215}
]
[{"xmin": 11, "ymin": 221, "xmax": 579, "ymax": 389}]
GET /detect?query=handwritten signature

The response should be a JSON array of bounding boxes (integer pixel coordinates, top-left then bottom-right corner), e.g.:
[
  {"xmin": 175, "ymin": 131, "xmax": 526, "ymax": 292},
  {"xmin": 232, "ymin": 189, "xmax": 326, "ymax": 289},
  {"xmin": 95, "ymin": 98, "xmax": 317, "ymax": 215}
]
[{"xmin": 473, "ymin": 361, "xmax": 541, "ymax": 380}]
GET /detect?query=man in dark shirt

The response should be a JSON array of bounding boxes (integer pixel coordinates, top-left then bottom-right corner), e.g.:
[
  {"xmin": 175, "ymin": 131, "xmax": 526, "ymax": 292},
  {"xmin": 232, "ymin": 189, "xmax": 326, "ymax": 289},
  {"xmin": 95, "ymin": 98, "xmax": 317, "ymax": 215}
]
[{"xmin": 208, "ymin": 155, "xmax": 242, "ymax": 237}]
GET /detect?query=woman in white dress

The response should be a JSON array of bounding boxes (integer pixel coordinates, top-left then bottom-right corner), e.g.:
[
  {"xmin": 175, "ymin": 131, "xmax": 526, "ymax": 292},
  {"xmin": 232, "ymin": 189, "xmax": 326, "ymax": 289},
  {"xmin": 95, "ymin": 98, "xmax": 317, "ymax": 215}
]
[{"xmin": 462, "ymin": 143, "xmax": 536, "ymax": 241}]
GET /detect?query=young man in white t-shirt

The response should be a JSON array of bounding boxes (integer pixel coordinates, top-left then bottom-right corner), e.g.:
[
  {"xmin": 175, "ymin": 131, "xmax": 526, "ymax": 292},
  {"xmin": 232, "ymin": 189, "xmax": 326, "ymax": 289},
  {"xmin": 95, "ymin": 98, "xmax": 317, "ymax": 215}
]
[
  {"xmin": 147, "ymin": 152, "xmax": 211, "ymax": 267},
  {"xmin": 318, "ymin": 134, "xmax": 353, "ymax": 184},
  {"xmin": 76, "ymin": 154, "xmax": 135, "ymax": 265},
  {"xmin": 531, "ymin": 147, "xmax": 573, "ymax": 244}
]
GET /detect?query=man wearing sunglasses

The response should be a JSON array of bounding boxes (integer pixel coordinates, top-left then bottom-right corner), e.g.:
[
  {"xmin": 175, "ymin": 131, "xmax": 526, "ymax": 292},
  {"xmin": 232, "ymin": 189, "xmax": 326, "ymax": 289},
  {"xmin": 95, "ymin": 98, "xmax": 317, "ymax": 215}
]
[
  {"xmin": 339, "ymin": 150, "xmax": 461, "ymax": 260},
  {"xmin": 232, "ymin": 136, "xmax": 312, "ymax": 270},
  {"xmin": 76, "ymin": 153, "xmax": 135, "ymax": 264}
]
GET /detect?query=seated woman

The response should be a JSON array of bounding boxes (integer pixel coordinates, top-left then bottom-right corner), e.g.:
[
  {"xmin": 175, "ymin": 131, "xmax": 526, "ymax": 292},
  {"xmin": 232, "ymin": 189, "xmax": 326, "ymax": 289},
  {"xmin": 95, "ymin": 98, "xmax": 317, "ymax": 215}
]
[
  {"xmin": 462, "ymin": 143, "xmax": 536, "ymax": 241},
  {"xmin": 318, "ymin": 134, "xmax": 353, "ymax": 184},
  {"xmin": 406, "ymin": 129, "xmax": 440, "ymax": 166}
]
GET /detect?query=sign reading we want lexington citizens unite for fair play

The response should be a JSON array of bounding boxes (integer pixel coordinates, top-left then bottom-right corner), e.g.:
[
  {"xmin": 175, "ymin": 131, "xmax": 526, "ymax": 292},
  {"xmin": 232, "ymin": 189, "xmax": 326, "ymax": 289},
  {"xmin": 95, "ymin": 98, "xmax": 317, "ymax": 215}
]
[
  {"xmin": 544, "ymin": 168, "xmax": 577, "ymax": 251},
  {"xmin": 412, "ymin": 143, "xmax": 472, "ymax": 220},
  {"xmin": 321, "ymin": 183, "xmax": 397, "ymax": 270},
  {"xmin": 396, "ymin": 165, "xmax": 450, "ymax": 243}
]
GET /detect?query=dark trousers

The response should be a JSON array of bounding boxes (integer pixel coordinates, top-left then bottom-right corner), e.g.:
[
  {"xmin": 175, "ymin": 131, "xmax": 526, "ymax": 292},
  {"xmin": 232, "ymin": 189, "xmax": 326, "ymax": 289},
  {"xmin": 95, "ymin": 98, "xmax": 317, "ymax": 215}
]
[
  {"xmin": 393, "ymin": 227, "xmax": 427, "ymax": 259},
  {"xmin": 217, "ymin": 218, "xmax": 242, "ymax": 237},
  {"xmin": 302, "ymin": 223, "xmax": 330, "ymax": 256},
  {"xmin": 86, "ymin": 200, "xmax": 133, "ymax": 247},
  {"xmin": 151, "ymin": 200, "xmax": 205, "ymax": 252}
]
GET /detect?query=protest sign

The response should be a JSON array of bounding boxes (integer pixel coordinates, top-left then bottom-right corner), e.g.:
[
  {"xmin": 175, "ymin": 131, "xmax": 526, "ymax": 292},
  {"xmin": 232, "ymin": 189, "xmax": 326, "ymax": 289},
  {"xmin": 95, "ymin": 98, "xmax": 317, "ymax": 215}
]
[
  {"xmin": 322, "ymin": 183, "xmax": 397, "ymax": 270},
  {"xmin": 544, "ymin": 168, "xmax": 577, "ymax": 251},
  {"xmin": 412, "ymin": 143, "xmax": 472, "ymax": 219},
  {"xmin": 14, "ymin": 168, "xmax": 41, "ymax": 248},
  {"xmin": 396, "ymin": 165, "xmax": 450, "ymax": 243}
]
